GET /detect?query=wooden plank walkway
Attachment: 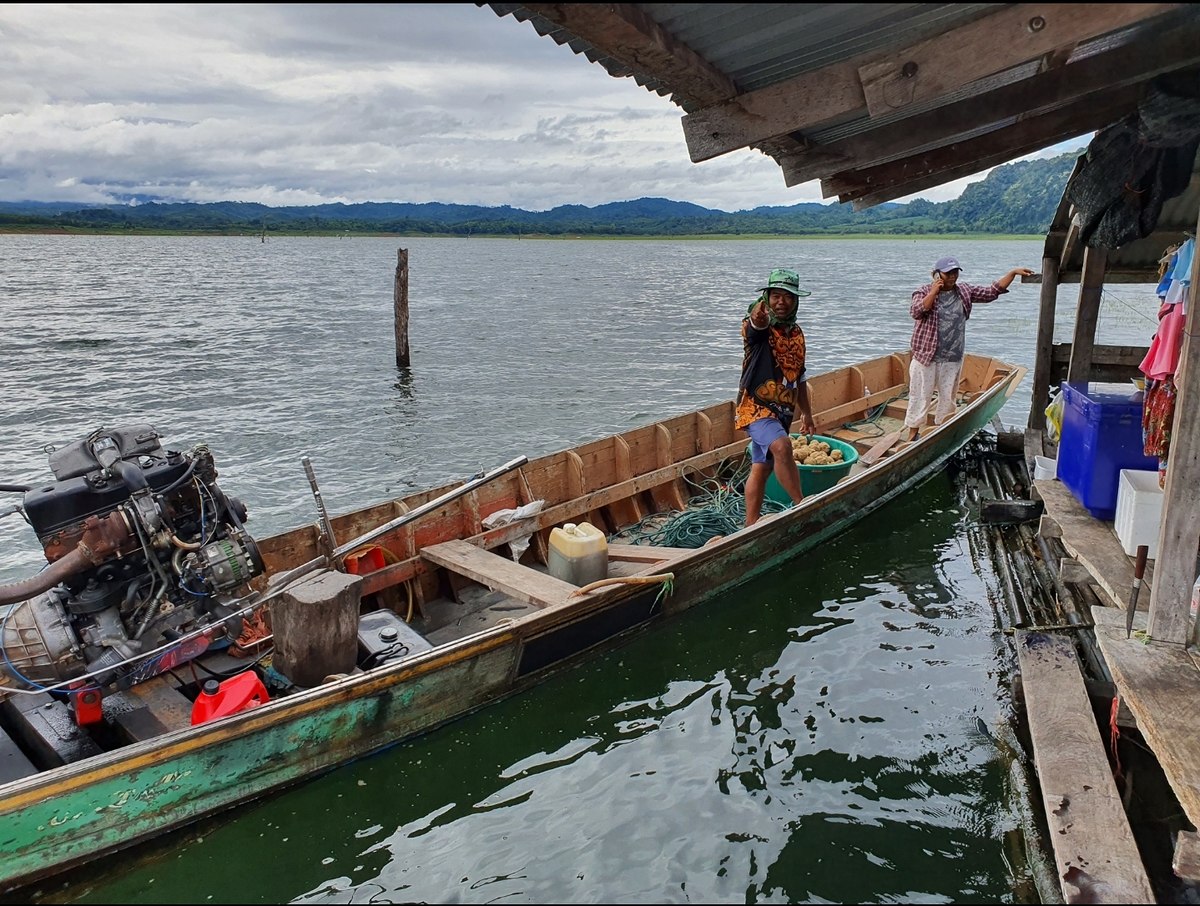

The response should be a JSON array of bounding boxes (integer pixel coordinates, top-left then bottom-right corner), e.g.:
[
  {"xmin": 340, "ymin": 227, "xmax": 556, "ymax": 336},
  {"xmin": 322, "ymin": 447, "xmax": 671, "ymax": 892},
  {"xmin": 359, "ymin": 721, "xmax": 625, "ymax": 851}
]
[
  {"xmin": 1034, "ymin": 476, "xmax": 1154, "ymax": 610},
  {"xmin": 1092, "ymin": 606, "xmax": 1200, "ymax": 850},
  {"xmin": 1016, "ymin": 629, "xmax": 1155, "ymax": 903}
]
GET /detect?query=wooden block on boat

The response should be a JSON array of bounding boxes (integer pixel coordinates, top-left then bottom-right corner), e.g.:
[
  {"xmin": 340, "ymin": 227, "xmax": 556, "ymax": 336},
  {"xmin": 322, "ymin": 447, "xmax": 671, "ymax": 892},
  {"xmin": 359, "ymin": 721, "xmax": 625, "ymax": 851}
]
[
  {"xmin": 859, "ymin": 429, "xmax": 905, "ymax": 466},
  {"xmin": 0, "ymin": 692, "xmax": 103, "ymax": 768},
  {"xmin": 0, "ymin": 724, "xmax": 38, "ymax": 783},
  {"xmin": 98, "ymin": 676, "xmax": 197, "ymax": 744},
  {"xmin": 271, "ymin": 569, "xmax": 362, "ymax": 689},
  {"xmin": 421, "ymin": 539, "xmax": 579, "ymax": 606},
  {"xmin": 124, "ymin": 675, "xmax": 195, "ymax": 732}
]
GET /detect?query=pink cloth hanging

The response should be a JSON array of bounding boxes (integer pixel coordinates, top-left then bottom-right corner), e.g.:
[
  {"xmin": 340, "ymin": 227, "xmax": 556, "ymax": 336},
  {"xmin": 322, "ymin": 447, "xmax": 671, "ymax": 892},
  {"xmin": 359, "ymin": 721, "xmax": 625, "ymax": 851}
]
[{"xmin": 1139, "ymin": 303, "xmax": 1186, "ymax": 380}]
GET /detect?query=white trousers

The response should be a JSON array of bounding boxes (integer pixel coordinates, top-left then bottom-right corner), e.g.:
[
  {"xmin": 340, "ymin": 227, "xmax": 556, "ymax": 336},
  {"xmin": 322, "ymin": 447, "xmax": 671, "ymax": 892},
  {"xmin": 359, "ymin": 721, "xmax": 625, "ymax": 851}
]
[{"xmin": 905, "ymin": 358, "xmax": 962, "ymax": 429}]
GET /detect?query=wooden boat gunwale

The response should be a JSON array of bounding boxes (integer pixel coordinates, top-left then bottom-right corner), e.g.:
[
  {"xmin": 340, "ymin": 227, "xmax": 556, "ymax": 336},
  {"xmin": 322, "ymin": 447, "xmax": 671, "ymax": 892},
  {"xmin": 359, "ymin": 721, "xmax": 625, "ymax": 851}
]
[{"xmin": 0, "ymin": 349, "xmax": 1025, "ymax": 893}]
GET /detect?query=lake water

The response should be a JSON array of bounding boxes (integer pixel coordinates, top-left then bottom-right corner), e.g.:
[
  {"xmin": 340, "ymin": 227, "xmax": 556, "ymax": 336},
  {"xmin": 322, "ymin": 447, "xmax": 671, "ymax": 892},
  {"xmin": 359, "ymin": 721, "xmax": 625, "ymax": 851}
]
[{"xmin": 0, "ymin": 235, "xmax": 1161, "ymax": 904}]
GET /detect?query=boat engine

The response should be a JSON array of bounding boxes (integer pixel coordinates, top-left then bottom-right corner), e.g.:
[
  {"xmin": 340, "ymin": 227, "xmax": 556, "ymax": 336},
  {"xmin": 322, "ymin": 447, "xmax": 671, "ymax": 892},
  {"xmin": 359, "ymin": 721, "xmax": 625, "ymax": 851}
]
[{"xmin": 0, "ymin": 425, "xmax": 264, "ymax": 692}]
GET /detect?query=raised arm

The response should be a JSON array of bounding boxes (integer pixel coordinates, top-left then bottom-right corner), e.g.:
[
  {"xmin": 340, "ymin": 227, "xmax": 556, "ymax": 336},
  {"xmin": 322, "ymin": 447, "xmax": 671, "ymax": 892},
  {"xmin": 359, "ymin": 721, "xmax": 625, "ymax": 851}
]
[{"xmin": 996, "ymin": 267, "xmax": 1035, "ymax": 290}]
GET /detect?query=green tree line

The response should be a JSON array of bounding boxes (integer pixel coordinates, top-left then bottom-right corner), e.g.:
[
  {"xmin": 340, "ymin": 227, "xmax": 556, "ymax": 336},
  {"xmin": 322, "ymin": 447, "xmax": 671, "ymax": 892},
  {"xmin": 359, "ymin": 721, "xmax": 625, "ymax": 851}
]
[{"xmin": 0, "ymin": 152, "xmax": 1078, "ymax": 237}]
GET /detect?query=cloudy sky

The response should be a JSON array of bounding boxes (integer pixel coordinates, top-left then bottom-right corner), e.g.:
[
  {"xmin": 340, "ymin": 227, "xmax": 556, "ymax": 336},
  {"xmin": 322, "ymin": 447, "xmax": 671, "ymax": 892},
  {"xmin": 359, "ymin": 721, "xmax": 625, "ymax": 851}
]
[{"xmin": 0, "ymin": 3, "xmax": 1089, "ymax": 213}]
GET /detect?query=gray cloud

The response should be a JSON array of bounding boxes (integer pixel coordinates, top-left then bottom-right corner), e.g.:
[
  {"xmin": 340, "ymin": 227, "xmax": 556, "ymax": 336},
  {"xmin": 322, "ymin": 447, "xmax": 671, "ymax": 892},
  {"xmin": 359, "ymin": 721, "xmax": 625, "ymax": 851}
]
[{"xmin": 0, "ymin": 3, "xmax": 1089, "ymax": 212}]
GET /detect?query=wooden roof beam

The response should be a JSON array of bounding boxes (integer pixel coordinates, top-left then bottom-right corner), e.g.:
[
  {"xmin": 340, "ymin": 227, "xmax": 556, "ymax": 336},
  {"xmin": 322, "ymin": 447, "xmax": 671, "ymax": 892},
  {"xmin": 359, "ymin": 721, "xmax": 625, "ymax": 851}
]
[
  {"xmin": 780, "ymin": 24, "xmax": 1200, "ymax": 188},
  {"xmin": 512, "ymin": 5, "xmax": 820, "ymax": 172},
  {"xmin": 829, "ymin": 87, "xmax": 1140, "ymax": 209},
  {"xmin": 682, "ymin": 3, "xmax": 1182, "ymax": 163},
  {"xmin": 517, "ymin": 3, "xmax": 738, "ymax": 106}
]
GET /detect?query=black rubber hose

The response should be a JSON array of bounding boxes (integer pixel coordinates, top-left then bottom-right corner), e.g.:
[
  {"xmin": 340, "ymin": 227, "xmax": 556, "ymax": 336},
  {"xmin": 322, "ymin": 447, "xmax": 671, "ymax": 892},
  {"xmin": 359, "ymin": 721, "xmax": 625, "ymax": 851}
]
[
  {"xmin": 112, "ymin": 459, "xmax": 149, "ymax": 493},
  {"xmin": 0, "ymin": 547, "xmax": 89, "ymax": 607},
  {"xmin": 158, "ymin": 456, "xmax": 198, "ymax": 496},
  {"xmin": 0, "ymin": 484, "xmax": 32, "ymax": 493}
]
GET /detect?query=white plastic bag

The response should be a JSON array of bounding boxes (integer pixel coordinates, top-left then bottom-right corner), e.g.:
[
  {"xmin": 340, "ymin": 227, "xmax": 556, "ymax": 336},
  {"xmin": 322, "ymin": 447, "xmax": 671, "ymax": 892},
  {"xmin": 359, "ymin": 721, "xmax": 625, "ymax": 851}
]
[{"xmin": 481, "ymin": 500, "xmax": 546, "ymax": 561}]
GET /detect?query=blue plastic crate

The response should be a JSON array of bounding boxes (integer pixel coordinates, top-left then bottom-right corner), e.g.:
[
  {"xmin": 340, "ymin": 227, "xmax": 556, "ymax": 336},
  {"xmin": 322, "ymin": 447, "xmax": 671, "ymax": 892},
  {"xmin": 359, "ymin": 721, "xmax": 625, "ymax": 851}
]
[{"xmin": 1057, "ymin": 382, "xmax": 1158, "ymax": 519}]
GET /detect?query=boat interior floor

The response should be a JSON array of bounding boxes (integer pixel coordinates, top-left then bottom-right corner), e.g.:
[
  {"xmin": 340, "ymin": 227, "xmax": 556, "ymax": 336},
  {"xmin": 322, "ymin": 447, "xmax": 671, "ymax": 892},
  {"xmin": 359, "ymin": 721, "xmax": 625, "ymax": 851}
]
[{"xmin": 405, "ymin": 390, "xmax": 977, "ymax": 648}]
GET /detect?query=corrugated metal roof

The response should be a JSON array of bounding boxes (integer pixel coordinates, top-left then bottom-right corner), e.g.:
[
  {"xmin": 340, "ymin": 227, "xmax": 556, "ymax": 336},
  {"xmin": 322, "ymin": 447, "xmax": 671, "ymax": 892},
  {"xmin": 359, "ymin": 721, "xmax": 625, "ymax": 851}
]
[
  {"xmin": 485, "ymin": 1, "xmax": 1200, "ymax": 221},
  {"xmin": 640, "ymin": 3, "xmax": 998, "ymax": 94}
]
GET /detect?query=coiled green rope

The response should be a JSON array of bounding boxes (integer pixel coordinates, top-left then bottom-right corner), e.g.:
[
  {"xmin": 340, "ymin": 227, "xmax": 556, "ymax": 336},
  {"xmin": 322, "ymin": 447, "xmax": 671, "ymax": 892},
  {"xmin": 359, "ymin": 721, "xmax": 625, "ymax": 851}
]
[
  {"xmin": 608, "ymin": 457, "xmax": 789, "ymax": 549},
  {"xmin": 839, "ymin": 390, "xmax": 909, "ymax": 437}
]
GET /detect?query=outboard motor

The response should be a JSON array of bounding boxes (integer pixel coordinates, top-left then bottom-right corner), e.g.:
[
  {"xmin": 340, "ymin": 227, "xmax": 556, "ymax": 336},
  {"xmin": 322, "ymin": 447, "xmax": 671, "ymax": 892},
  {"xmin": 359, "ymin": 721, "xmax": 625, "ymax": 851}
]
[{"xmin": 0, "ymin": 426, "xmax": 263, "ymax": 695}]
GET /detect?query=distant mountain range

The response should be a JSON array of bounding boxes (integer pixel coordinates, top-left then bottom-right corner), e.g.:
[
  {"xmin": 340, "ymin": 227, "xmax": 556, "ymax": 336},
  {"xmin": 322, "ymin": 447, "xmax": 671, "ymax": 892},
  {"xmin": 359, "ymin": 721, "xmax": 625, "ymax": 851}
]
[{"xmin": 0, "ymin": 152, "xmax": 1079, "ymax": 237}]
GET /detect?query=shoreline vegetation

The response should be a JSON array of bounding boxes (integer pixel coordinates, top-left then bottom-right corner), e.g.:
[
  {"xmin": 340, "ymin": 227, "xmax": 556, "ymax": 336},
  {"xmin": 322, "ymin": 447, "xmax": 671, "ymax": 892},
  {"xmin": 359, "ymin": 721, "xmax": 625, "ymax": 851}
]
[
  {"xmin": 0, "ymin": 151, "xmax": 1075, "ymax": 242},
  {"xmin": 0, "ymin": 225, "xmax": 1044, "ymax": 241}
]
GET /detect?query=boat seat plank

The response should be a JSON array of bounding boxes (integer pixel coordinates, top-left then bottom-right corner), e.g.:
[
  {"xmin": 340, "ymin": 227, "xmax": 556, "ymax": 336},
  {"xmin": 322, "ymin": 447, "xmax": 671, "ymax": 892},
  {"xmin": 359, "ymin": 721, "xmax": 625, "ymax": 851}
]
[
  {"xmin": 607, "ymin": 543, "xmax": 692, "ymax": 563},
  {"xmin": 1015, "ymin": 630, "xmax": 1155, "ymax": 904},
  {"xmin": 421, "ymin": 540, "xmax": 578, "ymax": 607}
]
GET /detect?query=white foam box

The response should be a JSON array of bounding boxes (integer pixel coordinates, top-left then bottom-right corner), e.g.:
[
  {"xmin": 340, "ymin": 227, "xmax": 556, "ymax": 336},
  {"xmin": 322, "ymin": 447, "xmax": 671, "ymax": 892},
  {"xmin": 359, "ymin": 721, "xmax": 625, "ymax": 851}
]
[
  {"xmin": 1033, "ymin": 455, "xmax": 1057, "ymax": 480},
  {"xmin": 1113, "ymin": 468, "xmax": 1163, "ymax": 558}
]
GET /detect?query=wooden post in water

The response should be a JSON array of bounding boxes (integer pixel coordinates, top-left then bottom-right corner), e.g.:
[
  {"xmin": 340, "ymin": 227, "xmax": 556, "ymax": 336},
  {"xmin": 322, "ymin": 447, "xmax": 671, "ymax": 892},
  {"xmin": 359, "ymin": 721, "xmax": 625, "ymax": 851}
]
[
  {"xmin": 394, "ymin": 248, "xmax": 410, "ymax": 368},
  {"xmin": 1028, "ymin": 256, "xmax": 1059, "ymax": 431},
  {"xmin": 1065, "ymin": 246, "xmax": 1106, "ymax": 386}
]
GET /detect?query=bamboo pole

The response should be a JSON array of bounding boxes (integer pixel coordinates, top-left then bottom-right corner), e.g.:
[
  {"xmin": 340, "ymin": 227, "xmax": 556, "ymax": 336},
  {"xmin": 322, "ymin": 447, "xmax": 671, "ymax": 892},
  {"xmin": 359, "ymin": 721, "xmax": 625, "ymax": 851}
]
[{"xmin": 394, "ymin": 248, "xmax": 410, "ymax": 368}]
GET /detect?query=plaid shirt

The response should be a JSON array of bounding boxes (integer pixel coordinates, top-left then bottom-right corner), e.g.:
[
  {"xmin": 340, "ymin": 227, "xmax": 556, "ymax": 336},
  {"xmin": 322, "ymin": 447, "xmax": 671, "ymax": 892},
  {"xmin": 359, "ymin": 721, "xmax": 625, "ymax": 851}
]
[{"xmin": 909, "ymin": 280, "xmax": 1007, "ymax": 365}]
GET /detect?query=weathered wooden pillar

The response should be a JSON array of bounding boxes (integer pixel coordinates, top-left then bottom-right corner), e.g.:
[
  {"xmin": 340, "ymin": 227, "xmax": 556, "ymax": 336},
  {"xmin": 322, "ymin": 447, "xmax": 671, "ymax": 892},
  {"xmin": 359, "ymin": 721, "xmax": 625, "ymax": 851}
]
[
  {"xmin": 1028, "ymin": 255, "xmax": 1059, "ymax": 430},
  {"xmin": 1150, "ymin": 207, "xmax": 1200, "ymax": 644},
  {"xmin": 1065, "ymin": 245, "xmax": 1106, "ymax": 386},
  {"xmin": 270, "ymin": 569, "xmax": 362, "ymax": 687},
  {"xmin": 394, "ymin": 248, "xmax": 410, "ymax": 368}
]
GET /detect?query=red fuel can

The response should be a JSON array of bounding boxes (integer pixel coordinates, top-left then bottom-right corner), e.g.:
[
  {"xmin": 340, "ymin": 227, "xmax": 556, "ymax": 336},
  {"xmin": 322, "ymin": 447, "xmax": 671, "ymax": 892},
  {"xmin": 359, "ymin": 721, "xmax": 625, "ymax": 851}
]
[{"xmin": 190, "ymin": 671, "xmax": 270, "ymax": 725}]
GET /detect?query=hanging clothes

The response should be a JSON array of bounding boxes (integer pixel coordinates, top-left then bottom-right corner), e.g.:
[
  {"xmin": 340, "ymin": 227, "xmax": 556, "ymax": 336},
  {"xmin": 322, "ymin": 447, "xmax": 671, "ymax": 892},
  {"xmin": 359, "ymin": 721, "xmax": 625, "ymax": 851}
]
[
  {"xmin": 1139, "ymin": 302, "xmax": 1187, "ymax": 380},
  {"xmin": 1142, "ymin": 377, "xmax": 1178, "ymax": 488},
  {"xmin": 1156, "ymin": 245, "xmax": 1180, "ymax": 296},
  {"xmin": 1163, "ymin": 236, "xmax": 1195, "ymax": 310}
]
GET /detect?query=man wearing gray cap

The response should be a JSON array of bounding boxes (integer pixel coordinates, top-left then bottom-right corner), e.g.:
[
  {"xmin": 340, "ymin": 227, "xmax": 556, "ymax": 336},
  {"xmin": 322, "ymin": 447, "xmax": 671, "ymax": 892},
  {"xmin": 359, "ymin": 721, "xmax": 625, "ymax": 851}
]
[{"xmin": 905, "ymin": 255, "xmax": 1034, "ymax": 441}]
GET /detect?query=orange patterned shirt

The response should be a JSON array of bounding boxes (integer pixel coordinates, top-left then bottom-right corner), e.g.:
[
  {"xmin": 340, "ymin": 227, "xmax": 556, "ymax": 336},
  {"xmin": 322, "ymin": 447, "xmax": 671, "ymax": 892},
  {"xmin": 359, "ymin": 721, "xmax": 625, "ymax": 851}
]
[{"xmin": 735, "ymin": 319, "xmax": 807, "ymax": 430}]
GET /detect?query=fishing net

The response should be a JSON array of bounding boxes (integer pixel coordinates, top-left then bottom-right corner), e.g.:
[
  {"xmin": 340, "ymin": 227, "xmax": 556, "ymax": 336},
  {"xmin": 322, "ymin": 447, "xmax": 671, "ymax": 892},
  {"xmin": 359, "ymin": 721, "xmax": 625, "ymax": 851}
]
[{"xmin": 1065, "ymin": 76, "xmax": 1200, "ymax": 250}]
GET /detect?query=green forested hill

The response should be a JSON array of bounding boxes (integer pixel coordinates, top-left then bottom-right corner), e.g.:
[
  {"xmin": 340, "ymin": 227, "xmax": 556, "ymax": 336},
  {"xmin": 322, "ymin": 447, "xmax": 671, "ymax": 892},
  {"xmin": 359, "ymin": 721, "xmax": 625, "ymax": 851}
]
[{"xmin": 0, "ymin": 152, "xmax": 1079, "ymax": 237}]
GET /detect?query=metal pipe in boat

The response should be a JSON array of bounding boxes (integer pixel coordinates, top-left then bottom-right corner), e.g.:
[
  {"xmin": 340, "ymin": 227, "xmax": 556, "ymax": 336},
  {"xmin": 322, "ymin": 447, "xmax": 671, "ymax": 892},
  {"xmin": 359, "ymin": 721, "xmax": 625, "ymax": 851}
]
[{"xmin": 333, "ymin": 456, "xmax": 528, "ymax": 559}]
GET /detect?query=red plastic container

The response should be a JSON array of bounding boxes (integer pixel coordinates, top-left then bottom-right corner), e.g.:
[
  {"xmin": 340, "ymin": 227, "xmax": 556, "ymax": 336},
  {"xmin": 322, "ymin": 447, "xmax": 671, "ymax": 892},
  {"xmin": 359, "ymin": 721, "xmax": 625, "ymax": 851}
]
[
  {"xmin": 344, "ymin": 545, "xmax": 387, "ymax": 574},
  {"xmin": 190, "ymin": 671, "xmax": 270, "ymax": 725}
]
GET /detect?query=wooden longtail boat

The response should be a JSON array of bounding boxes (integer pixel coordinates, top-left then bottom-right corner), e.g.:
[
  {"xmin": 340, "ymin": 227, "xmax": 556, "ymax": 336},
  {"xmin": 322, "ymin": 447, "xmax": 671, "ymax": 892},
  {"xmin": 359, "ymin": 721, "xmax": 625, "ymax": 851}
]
[{"xmin": 0, "ymin": 350, "xmax": 1024, "ymax": 892}]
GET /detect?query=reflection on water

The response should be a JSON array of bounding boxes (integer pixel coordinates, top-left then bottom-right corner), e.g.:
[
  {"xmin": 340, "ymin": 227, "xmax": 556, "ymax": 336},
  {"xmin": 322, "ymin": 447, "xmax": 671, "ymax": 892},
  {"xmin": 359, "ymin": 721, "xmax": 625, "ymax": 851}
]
[{"xmin": 3, "ymin": 234, "xmax": 1155, "ymax": 904}]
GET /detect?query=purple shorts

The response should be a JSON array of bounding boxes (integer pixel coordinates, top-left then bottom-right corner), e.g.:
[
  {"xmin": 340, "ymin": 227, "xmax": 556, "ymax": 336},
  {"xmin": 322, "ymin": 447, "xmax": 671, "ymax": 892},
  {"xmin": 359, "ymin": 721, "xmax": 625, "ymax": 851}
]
[{"xmin": 746, "ymin": 417, "xmax": 788, "ymax": 464}]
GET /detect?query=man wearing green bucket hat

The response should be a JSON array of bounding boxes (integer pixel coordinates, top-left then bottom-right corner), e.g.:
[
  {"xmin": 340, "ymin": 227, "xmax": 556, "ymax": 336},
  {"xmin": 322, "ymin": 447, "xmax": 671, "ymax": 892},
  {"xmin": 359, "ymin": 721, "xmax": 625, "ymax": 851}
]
[{"xmin": 736, "ymin": 267, "xmax": 816, "ymax": 527}]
